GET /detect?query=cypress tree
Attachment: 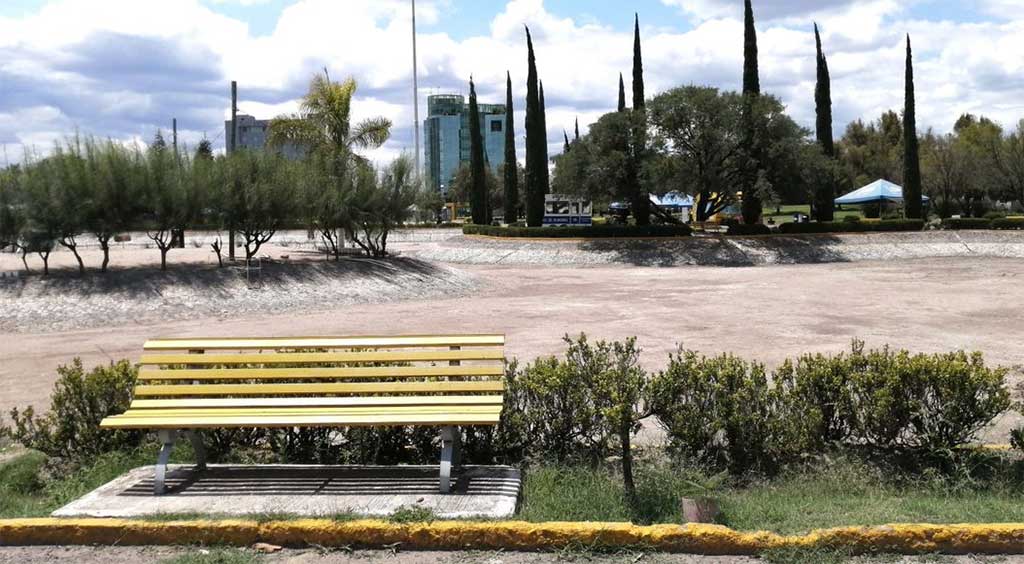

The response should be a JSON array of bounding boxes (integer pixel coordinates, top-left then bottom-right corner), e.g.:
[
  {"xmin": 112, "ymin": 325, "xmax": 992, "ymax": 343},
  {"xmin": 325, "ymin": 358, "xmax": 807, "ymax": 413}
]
[
  {"xmin": 618, "ymin": 73, "xmax": 626, "ymax": 112},
  {"xmin": 903, "ymin": 35, "xmax": 923, "ymax": 219},
  {"xmin": 814, "ymin": 23, "xmax": 835, "ymax": 221},
  {"xmin": 539, "ymin": 80, "xmax": 550, "ymax": 195},
  {"xmin": 574, "ymin": 118, "xmax": 580, "ymax": 141},
  {"xmin": 740, "ymin": 0, "xmax": 763, "ymax": 225},
  {"xmin": 632, "ymin": 13, "xmax": 645, "ymax": 109},
  {"xmin": 503, "ymin": 71, "xmax": 519, "ymax": 223},
  {"xmin": 563, "ymin": 131, "xmax": 571, "ymax": 153},
  {"xmin": 524, "ymin": 26, "xmax": 545, "ymax": 226},
  {"xmin": 467, "ymin": 76, "xmax": 488, "ymax": 225}
]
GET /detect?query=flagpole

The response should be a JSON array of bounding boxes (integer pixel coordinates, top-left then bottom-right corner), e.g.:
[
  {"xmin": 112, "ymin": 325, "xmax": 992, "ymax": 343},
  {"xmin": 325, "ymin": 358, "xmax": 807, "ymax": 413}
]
[{"xmin": 411, "ymin": 0, "xmax": 421, "ymax": 177}]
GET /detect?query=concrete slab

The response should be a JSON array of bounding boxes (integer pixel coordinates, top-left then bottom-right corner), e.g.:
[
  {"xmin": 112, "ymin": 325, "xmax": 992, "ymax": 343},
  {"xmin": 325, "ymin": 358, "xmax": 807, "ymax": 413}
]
[{"xmin": 53, "ymin": 464, "xmax": 521, "ymax": 520}]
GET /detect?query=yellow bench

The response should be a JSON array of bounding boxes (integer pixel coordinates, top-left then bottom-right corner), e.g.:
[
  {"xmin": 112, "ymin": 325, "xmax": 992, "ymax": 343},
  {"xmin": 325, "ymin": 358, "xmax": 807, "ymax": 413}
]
[{"xmin": 100, "ymin": 334, "xmax": 506, "ymax": 494}]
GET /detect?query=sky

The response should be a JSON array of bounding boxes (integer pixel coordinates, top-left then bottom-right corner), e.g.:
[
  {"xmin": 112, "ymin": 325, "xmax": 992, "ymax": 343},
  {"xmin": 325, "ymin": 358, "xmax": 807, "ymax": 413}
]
[{"xmin": 1, "ymin": 0, "xmax": 1023, "ymax": 165}]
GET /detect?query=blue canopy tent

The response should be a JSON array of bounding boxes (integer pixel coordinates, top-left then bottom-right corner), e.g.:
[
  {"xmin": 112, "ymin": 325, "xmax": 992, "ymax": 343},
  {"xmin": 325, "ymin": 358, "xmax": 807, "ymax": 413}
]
[{"xmin": 835, "ymin": 179, "xmax": 930, "ymax": 205}]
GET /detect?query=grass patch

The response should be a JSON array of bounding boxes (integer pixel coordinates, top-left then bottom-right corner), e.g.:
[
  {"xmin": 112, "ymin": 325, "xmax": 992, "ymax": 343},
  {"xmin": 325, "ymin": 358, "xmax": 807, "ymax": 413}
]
[
  {"xmin": 159, "ymin": 548, "xmax": 259, "ymax": 564},
  {"xmin": 388, "ymin": 505, "xmax": 437, "ymax": 523},
  {"xmin": 519, "ymin": 458, "xmax": 1024, "ymax": 532}
]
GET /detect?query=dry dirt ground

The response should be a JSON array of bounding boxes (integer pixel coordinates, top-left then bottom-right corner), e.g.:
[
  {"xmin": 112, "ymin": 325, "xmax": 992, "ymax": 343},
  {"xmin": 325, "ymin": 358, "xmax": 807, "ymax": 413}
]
[
  {"xmin": 0, "ymin": 546, "xmax": 1018, "ymax": 563},
  {"xmin": 1, "ymin": 242, "xmax": 1022, "ymax": 441}
]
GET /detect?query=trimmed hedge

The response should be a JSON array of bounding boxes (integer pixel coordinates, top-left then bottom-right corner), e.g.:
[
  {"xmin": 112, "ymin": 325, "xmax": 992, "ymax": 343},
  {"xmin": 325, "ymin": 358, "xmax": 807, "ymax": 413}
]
[
  {"xmin": 778, "ymin": 219, "xmax": 925, "ymax": 234},
  {"xmin": 462, "ymin": 224, "xmax": 693, "ymax": 238},
  {"xmin": 993, "ymin": 217, "xmax": 1024, "ymax": 230},
  {"xmin": 941, "ymin": 218, "xmax": 993, "ymax": 230},
  {"xmin": 726, "ymin": 224, "xmax": 773, "ymax": 236}
]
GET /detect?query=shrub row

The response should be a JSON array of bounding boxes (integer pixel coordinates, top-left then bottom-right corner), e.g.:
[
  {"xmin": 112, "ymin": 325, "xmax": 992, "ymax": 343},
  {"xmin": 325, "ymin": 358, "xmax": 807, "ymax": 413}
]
[
  {"xmin": 941, "ymin": 217, "xmax": 1024, "ymax": 231},
  {"xmin": 462, "ymin": 224, "xmax": 693, "ymax": 238},
  {"xmin": 778, "ymin": 219, "xmax": 925, "ymax": 234},
  {"xmin": 2, "ymin": 338, "xmax": 1011, "ymax": 479}
]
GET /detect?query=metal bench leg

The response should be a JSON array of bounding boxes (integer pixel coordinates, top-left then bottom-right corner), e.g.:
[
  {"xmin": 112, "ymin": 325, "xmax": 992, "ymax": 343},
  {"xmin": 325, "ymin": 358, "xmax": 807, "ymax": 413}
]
[
  {"xmin": 185, "ymin": 431, "xmax": 207, "ymax": 471},
  {"xmin": 439, "ymin": 426, "xmax": 459, "ymax": 494},
  {"xmin": 154, "ymin": 430, "xmax": 179, "ymax": 495},
  {"xmin": 438, "ymin": 427, "xmax": 454, "ymax": 495}
]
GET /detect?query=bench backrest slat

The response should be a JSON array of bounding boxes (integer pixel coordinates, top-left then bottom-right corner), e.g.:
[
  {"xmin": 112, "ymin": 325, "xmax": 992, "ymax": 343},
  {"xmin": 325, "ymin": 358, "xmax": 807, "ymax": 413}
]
[{"xmin": 144, "ymin": 335, "xmax": 505, "ymax": 351}]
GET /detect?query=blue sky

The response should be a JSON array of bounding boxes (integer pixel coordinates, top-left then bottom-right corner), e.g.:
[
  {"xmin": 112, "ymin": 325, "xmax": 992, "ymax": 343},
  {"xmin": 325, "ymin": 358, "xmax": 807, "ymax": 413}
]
[{"xmin": 0, "ymin": 0, "xmax": 1022, "ymax": 163}]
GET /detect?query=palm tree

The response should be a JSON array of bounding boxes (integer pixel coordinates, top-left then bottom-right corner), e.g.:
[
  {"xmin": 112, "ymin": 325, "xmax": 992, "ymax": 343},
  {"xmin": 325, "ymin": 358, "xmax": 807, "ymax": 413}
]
[{"xmin": 267, "ymin": 71, "xmax": 392, "ymax": 163}]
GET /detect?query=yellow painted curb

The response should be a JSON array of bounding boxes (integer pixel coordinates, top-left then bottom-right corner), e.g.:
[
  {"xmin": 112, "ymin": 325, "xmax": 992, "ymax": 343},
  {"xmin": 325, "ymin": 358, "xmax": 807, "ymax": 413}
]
[{"xmin": 3, "ymin": 519, "xmax": 1024, "ymax": 555}]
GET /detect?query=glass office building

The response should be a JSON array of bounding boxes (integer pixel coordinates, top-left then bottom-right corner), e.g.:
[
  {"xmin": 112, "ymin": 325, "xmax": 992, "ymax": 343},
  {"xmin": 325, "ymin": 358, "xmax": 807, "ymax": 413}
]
[{"xmin": 423, "ymin": 94, "xmax": 507, "ymax": 197}]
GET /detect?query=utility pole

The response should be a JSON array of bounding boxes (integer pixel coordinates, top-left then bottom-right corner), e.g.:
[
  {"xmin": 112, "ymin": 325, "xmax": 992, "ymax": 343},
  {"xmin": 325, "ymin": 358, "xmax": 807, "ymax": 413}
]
[
  {"xmin": 229, "ymin": 81, "xmax": 237, "ymax": 261},
  {"xmin": 411, "ymin": 0, "xmax": 421, "ymax": 177}
]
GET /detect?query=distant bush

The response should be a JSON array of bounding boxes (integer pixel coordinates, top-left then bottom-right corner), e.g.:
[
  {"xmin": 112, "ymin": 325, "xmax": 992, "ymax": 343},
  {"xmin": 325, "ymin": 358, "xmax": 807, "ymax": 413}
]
[
  {"xmin": 778, "ymin": 219, "xmax": 925, "ymax": 234},
  {"xmin": 983, "ymin": 211, "xmax": 1007, "ymax": 220},
  {"xmin": 941, "ymin": 218, "xmax": 993, "ymax": 230},
  {"xmin": 5, "ymin": 359, "xmax": 143, "ymax": 461},
  {"xmin": 992, "ymin": 217, "xmax": 1024, "ymax": 230},
  {"xmin": 463, "ymin": 224, "xmax": 692, "ymax": 238},
  {"xmin": 726, "ymin": 224, "xmax": 773, "ymax": 236}
]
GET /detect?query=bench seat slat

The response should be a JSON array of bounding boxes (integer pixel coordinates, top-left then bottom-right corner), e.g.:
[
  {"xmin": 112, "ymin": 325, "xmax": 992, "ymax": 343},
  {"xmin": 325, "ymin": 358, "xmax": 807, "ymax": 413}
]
[
  {"xmin": 110, "ymin": 405, "xmax": 500, "ymax": 418},
  {"xmin": 100, "ymin": 412, "xmax": 502, "ymax": 429},
  {"xmin": 138, "ymin": 365, "xmax": 504, "ymax": 381},
  {"xmin": 129, "ymin": 395, "xmax": 505, "ymax": 410},
  {"xmin": 144, "ymin": 335, "xmax": 505, "ymax": 351},
  {"xmin": 140, "ymin": 349, "xmax": 505, "ymax": 366},
  {"xmin": 134, "ymin": 381, "xmax": 505, "ymax": 397}
]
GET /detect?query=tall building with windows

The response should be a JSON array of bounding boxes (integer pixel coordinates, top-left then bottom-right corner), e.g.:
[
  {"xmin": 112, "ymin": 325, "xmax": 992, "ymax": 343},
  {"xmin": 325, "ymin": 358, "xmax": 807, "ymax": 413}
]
[
  {"xmin": 224, "ymin": 114, "xmax": 305, "ymax": 159},
  {"xmin": 423, "ymin": 94, "xmax": 507, "ymax": 197}
]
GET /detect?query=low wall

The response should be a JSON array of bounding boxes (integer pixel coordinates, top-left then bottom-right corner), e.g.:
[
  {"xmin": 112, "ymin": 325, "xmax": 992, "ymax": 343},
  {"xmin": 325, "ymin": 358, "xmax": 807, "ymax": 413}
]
[{"xmin": 414, "ymin": 231, "xmax": 1024, "ymax": 267}]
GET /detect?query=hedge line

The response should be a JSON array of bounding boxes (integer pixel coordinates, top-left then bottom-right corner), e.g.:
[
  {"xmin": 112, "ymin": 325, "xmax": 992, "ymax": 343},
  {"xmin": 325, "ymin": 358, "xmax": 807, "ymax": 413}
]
[
  {"xmin": 725, "ymin": 224, "xmax": 773, "ymax": 236},
  {"xmin": 462, "ymin": 224, "xmax": 693, "ymax": 238},
  {"xmin": 942, "ymin": 217, "xmax": 1024, "ymax": 231},
  {"xmin": 778, "ymin": 219, "xmax": 925, "ymax": 234}
]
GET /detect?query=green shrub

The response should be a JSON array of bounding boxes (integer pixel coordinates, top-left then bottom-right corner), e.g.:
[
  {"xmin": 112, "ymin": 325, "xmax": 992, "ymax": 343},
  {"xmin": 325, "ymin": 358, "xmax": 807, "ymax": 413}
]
[
  {"xmin": 842, "ymin": 215, "xmax": 862, "ymax": 223},
  {"xmin": 726, "ymin": 224, "xmax": 772, "ymax": 236},
  {"xmin": 983, "ymin": 211, "xmax": 1007, "ymax": 220},
  {"xmin": 462, "ymin": 224, "xmax": 692, "ymax": 238},
  {"xmin": 647, "ymin": 350, "xmax": 804, "ymax": 475},
  {"xmin": 778, "ymin": 219, "xmax": 924, "ymax": 234},
  {"xmin": 774, "ymin": 345, "xmax": 859, "ymax": 446},
  {"xmin": 6, "ymin": 359, "xmax": 143, "ymax": 461},
  {"xmin": 941, "ymin": 217, "xmax": 993, "ymax": 230},
  {"xmin": 992, "ymin": 217, "xmax": 1024, "ymax": 230},
  {"xmin": 846, "ymin": 347, "xmax": 1010, "ymax": 450}
]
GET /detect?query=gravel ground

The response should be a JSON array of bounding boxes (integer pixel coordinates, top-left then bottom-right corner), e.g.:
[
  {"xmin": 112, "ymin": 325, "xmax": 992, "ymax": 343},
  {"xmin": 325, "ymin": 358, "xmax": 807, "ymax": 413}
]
[
  {"xmin": 0, "ymin": 546, "xmax": 1017, "ymax": 563},
  {"xmin": 411, "ymin": 231, "xmax": 1024, "ymax": 266},
  {"xmin": 0, "ymin": 256, "xmax": 477, "ymax": 333}
]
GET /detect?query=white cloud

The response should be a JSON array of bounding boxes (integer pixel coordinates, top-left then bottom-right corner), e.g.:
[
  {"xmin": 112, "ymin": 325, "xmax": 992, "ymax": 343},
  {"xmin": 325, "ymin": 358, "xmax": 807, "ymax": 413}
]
[{"xmin": 0, "ymin": 0, "xmax": 1023, "ymax": 167}]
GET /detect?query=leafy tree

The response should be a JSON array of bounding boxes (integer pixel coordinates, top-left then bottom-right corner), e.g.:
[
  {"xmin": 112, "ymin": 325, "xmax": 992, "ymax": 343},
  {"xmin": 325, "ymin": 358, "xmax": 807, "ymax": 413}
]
[
  {"xmin": 450, "ymin": 163, "xmax": 501, "ymax": 214},
  {"xmin": 740, "ymin": 0, "xmax": 763, "ymax": 225},
  {"xmin": 86, "ymin": 139, "xmax": 146, "ymax": 272},
  {"xmin": 195, "ymin": 139, "xmax": 214, "ymax": 161},
  {"xmin": 144, "ymin": 136, "xmax": 199, "ymax": 271},
  {"xmin": 923, "ymin": 133, "xmax": 975, "ymax": 218},
  {"xmin": 346, "ymin": 155, "xmax": 418, "ymax": 257},
  {"xmin": 991, "ymin": 120, "xmax": 1024, "ymax": 210},
  {"xmin": 903, "ymin": 35, "xmax": 923, "ymax": 219},
  {"xmin": 503, "ymin": 71, "xmax": 519, "ymax": 223},
  {"xmin": 524, "ymin": 26, "xmax": 547, "ymax": 226},
  {"xmin": 837, "ymin": 111, "xmax": 903, "ymax": 189},
  {"xmin": 215, "ymin": 151, "xmax": 295, "ymax": 261},
  {"xmin": 648, "ymin": 86, "xmax": 809, "ymax": 221},
  {"xmin": 813, "ymin": 23, "xmax": 836, "ymax": 221},
  {"xmin": 468, "ymin": 76, "xmax": 489, "ymax": 225}
]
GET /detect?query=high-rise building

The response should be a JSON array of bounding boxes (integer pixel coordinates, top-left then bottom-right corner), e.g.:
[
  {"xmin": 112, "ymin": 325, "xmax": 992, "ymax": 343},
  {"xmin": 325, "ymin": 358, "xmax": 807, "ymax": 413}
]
[
  {"xmin": 423, "ymin": 94, "xmax": 507, "ymax": 196},
  {"xmin": 224, "ymin": 114, "xmax": 305, "ymax": 159}
]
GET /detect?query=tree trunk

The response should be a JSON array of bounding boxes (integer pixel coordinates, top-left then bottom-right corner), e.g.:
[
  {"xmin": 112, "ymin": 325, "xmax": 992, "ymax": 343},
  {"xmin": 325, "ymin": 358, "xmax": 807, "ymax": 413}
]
[
  {"xmin": 60, "ymin": 238, "xmax": 86, "ymax": 275},
  {"xmin": 19, "ymin": 247, "xmax": 30, "ymax": 273},
  {"xmin": 160, "ymin": 246, "xmax": 169, "ymax": 271},
  {"xmin": 38, "ymin": 251, "xmax": 50, "ymax": 276},
  {"xmin": 98, "ymin": 237, "xmax": 111, "ymax": 273},
  {"xmin": 620, "ymin": 423, "xmax": 636, "ymax": 511}
]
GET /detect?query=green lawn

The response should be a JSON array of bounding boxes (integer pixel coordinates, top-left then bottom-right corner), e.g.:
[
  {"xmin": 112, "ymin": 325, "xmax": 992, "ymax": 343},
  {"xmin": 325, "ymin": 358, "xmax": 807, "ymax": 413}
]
[
  {"xmin": 763, "ymin": 205, "xmax": 864, "ymax": 224},
  {"xmin": 5, "ymin": 447, "xmax": 1024, "ymax": 535}
]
